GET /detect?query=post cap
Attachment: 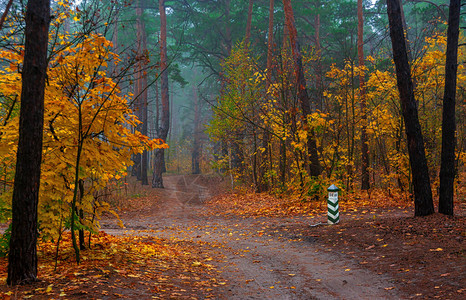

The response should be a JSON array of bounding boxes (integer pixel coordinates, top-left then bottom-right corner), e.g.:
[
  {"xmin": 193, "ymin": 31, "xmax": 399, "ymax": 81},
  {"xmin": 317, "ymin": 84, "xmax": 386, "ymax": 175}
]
[{"xmin": 327, "ymin": 184, "xmax": 339, "ymax": 192}]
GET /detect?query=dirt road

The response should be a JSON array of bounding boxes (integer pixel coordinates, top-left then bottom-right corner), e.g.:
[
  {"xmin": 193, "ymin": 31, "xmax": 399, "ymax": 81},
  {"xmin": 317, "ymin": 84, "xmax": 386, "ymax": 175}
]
[{"xmin": 102, "ymin": 175, "xmax": 401, "ymax": 299}]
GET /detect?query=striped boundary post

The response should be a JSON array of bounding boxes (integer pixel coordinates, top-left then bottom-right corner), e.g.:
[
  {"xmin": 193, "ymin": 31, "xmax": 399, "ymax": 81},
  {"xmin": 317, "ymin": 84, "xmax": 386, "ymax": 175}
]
[{"xmin": 327, "ymin": 184, "xmax": 340, "ymax": 224}]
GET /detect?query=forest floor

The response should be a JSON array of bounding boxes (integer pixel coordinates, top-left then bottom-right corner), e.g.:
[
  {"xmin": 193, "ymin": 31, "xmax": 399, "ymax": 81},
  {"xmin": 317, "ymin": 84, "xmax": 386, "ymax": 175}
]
[{"xmin": 0, "ymin": 174, "xmax": 464, "ymax": 299}]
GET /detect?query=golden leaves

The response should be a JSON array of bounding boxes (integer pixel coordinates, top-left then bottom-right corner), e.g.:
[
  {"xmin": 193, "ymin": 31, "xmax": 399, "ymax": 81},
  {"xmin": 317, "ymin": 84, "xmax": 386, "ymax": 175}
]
[
  {"xmin": 0, "ymin": 231, "xmax": 221, "ymax": 298},
  {"xmin": 0, "ymin": 32, "xmax": 166, "ymax": 240}
]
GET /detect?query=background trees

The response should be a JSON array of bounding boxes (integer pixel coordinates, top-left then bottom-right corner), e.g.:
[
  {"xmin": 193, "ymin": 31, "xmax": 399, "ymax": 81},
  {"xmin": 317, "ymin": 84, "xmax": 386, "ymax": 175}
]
[{"xmin": 197, "ymin": 0, "xmax": 464, "ymax": 212}]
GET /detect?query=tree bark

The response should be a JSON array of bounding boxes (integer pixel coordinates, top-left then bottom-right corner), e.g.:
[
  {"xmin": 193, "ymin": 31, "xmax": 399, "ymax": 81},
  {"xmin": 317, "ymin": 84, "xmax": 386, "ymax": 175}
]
[
  {"xmin": 141, "ymin": 14, "xmax": 149, "ymax": 186},
  {"xmin": 78, "ymin": 179, "xmax": 85, "ymax": 250},
  {"xmin": 7, "ymin": 0, "xmax": 50, "ymax": 285},
  {"xmin": 132, "ymin": 2, "xmax": 143, "ymax": 180},
  {"xmin": 152, "ymin": 0, "xmax": 169, "ymax": 188},
  {"xmin": 314, "ymin": 1, "xmax": 323, "ymax": 111},
  {"xmin": 192, "ymin": 83, "xmax": 201, "ymax": 174},
  {"xmin": 0, "ymin": 0, "xmax": 13, "ymax": 31},
  {"xmin": 358, "ymin": 0, "xmax": 370, "ymax": 190},
  {"xmin": 245, "ymin": 0, "xmax": 253, "ymax": 46},
  {"xmin": 386, "ymin": 0, "xmax": 434, "ymax": 216},
  {"xmin": 266, "ymin": 0, "xmax": 274, "ymax": 90},
  {"xmin": 439, "ymin": 0, "xmax": 460, "ymax": 215},
  {"xmin": 257, "ymin": 0, "xmax": 274, "ymax": 192},
  {"xmin": 282, "ymin": 0, "xmax": 321, "ymax": 177}
]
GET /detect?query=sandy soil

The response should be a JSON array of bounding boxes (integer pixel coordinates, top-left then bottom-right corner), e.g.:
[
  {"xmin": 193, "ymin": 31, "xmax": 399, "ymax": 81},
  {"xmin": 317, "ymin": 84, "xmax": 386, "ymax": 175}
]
[{"xmin": 102, "ymin": 174, "xmax": 403, "ymax": 299}]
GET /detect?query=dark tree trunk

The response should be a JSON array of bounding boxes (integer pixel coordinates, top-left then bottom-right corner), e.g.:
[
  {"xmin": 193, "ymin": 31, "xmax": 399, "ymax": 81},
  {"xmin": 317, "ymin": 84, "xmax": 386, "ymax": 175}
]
[
  {"xmin": 279, "ymin": 139, "xmax": 286, "ymax": 185},
  {"xmin": 245, "ymin": 0, "xmax": 253, "ymax": 46},
  {"xmin": 78, "ymin": 179, "xmax": 85, "ymax": 250},
  {"xmin": 283, "ymin": 0, "xmax": 322, "ymax": 177},
  {"xmin": 220, "ymin": 141, "xmax": 229, "ymax": 174},
  {"xmin": 439, "ymin": 0, "xmax": 460, "ymax": 215},
  {"xmin": 7, "ymin": 0, "xmax": 50, "ymax": 286},
  {"xmin": 192, "ymin": 84, "xmax": 201, "ymax": 174},
  {"xmin": 358, "ymin": 0, "xmax": 370, "ymax": 190},
  {"xmin": 230, "ymin": 137, "xmax": 244, "ymax": 171},
  {"xmin": 152, "ymin": 0, "xmax": 169, "ymax": 188},
  {"xmin": 386, "ymin": 0, "xmax": 434, "ymax": 216}
]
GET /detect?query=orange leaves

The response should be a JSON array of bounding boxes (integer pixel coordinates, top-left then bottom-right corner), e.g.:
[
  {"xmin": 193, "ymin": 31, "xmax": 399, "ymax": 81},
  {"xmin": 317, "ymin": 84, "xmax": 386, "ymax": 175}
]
[
  {"xmin": 208, "ymin": 192, "xmax": 325, "ymax": 218},
  {"xmin": 0, "ymin": 231, "xmax": 220, "ymax": 298},
  {"xmin": 0, "ymin": 31, "xmax": 166, "ymax": 240},
  {"xmin": 208, "ymin": 187, "xmax": 413, "ymax": 219},
  {"xmin": 147, "ymin": 138, "xmax": 170, "ymax": 150}
]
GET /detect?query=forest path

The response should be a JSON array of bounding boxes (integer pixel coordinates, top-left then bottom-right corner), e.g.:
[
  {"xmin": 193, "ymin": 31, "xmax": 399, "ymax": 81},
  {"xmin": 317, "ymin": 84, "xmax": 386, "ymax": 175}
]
[{"xmin": 102, "ymin": 174, "xmax": 401, "ymax": 299}]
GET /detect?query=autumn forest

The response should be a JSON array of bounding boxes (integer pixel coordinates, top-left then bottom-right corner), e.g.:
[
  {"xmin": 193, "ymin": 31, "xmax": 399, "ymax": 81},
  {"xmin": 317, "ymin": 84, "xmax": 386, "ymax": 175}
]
[{"xmin": 0, "ymin": 0, "xmax": 464, "ymax": 298}]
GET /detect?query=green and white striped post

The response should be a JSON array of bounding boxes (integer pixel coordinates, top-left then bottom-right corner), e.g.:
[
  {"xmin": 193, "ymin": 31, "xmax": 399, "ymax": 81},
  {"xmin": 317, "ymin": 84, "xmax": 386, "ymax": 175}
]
[{"xmin": 327, "ymin": 184, "xmax": 340, "ymax": 224}]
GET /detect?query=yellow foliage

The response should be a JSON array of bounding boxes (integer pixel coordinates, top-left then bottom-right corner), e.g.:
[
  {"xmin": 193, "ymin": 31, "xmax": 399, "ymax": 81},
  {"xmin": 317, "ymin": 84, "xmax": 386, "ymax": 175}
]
[{"xmin": 0, "ymin": 30, "xmax": 166, "ymax": 238}]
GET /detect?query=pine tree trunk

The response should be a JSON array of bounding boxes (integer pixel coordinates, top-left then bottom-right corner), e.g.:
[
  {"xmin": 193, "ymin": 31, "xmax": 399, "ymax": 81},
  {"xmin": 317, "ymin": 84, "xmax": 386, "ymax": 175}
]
[
  {"xmin": 314, "ymin": 2, "xmax": 323, "ymax": 111},
  {"xmin": 386, "ymin": 0, "xmax": 434, "ymax": 216},
  {"xmin": 266, "ymin": 0, "xmax": 274, "ymax": 90},
  {"xmin": 358, "ymin": 0, "xmax": 370, "ymax": 190},
  {"xmin": 245, "ymin": 0, "xmax": 253, "ymax": 46},
  {"xmin": 7, "ymin": 0, "xmax": 50, "ymax": 285},
  {"xmin": 282, "ymin": 0, "xmax": 321, "ymax": 177},
  {"xmin": 152, "ymin": 0, "xmax": 169, "ymax": 188},
  {"xmin": 132, "ymin": 2, "xmax": 143, "ymax": 180},
  {"xmin": 141, "ymin": 15, "xmax": 149, "ymax": 186},
  {"xmin": 439, "ymin": 0, "xmax": 460, "ymax": 215},
  {"xmin": 0, "ymin": 0, "xmax": 13, "ymax": 31}
]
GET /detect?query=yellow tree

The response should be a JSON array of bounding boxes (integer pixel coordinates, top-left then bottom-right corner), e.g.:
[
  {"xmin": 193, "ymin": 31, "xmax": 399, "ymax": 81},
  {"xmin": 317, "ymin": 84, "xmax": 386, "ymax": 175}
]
[{"xmin": 0, "ymin": 29, "xmax": 167, "ymax": 264}]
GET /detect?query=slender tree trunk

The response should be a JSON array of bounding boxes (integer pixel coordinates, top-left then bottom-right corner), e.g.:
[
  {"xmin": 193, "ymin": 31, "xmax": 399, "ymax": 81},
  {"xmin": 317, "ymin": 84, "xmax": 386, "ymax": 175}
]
[
  {"xmin": 155, "ymin": 80, "xmax": 159, "ymax": 131},
  {"xmin": 7, "ymin": 0, "xmax": 50, "ymax": 286},
  {"xmin": 141, "ymin": 16, "xmax": 149, "ymax": 186},
  {"xmin": 78, "ymin": 179, "xmax": 85, "ymax": 250},
  {"xmin": 222, "ymin": 0, "xmax": 243, "ymax": 178},
  {"xmin": 192, "ymin": 84, "xmax": 201, "ymax": 174},
  {"xmin": 266, "ymin": 0, "xmax": 274, "ymax": 90},
  {"xmin": 358, "ymin": 0, "xmax": 370, "ymax": 190},
  {"xmin": 279, "ymin": 138, "xmax": 286, "ymax": 185},
  {"xmin": 110, "ymin": 14, "xmax": 119, "ymax": 76},
  {"xmin": 314, "ymin": 2, "xmax": 323, "ymax": 111},
  {"xmin": 230, "ymin": 138, "xmax": 244, "ymax": 171},
  {"xmin": 166, "ymin": 82, "xmax": 174, "ymax": 168},
  {"xmin": 282, "ymin": 0, "xmax": 321, "ymax": 177},
  {"xmin": 386, "ymin": 0, "xmax": 434, "ymax": 216},
  {"xmin": 0, "ymin": 0, "xmax": 13, "ymax": 31},
  {"xmin": 439, "ymin": 0, "xmax": 460, "ymax": 215},
  {"xmin": 245, "ymin": 0, "xmax": 253, "ymax": 46},
  {"xmin": 152, "ymin": 0, "xmax": 169, "ymax": 188},
  {"xmin": 223, "ymin": 0, "xmax": 232, "ymax": 55},
  {"xmin": 257, "ymin": 0, "xmax": 274, "ymax": 192},
  {"xmin": 220, "ymin": 141, "xmax": 228, "ymax": 174},
  {"xmin": 132, "ymin": 3, "xmax": 143, "ymax": 180}
]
